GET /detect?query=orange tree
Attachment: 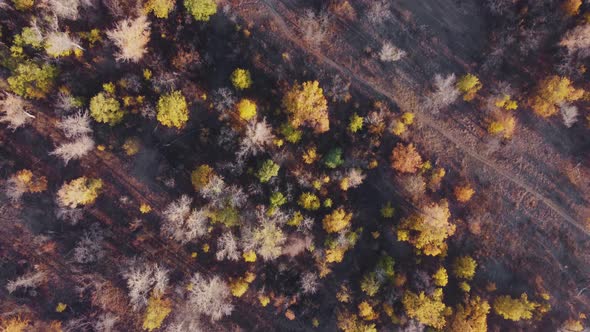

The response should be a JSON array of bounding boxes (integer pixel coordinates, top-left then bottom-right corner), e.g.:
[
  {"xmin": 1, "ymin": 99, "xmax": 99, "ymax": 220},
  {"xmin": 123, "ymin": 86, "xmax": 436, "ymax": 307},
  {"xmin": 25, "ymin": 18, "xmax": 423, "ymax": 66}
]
[{"xmin": 529, "ymin": 76, "xmax": 583, "ymax": 118}]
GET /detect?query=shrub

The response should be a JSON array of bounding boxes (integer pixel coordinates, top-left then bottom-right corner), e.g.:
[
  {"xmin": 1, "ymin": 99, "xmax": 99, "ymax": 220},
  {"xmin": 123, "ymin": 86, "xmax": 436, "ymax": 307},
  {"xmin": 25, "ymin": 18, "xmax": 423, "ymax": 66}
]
[
  {"xmin": 402, "ymin": 288, "xmax": 448, "ymax": 329},
  {"xmin": 230, "ymin": 68, "xmax": 252, "ymax": 90},
  {"xmin": 184, "ymin": 0, "xmax": 217, "ymax": 21},
  {"xmin": 157, "ymin": 90, "xmax": 189, "ymax": 128},
  {"xmin": 144, "ymin": 0, "xmax": 175, "ymax": 18},
  {"xmin": 322, "ymin": 208, "xmax": 352, "ymax": 233},
  {"xmin": 142, "ymin": 295, "xmax": 172, "ymax": 331},
  {"xmin": 530, "ymin": 76, "xmax": 583, "ymax": 118},
  {"xmin": 298, "ymin": 192, "xmax": 321, "ymax": 210},
  {"xmin": 282, "ymin": 81, "xmax": 329, "ymax": 133},
  {"xmin": 57, "ymin": 177, "xmax": 103, "ymax": 208},
  {"xmin": 391, "ymin": 143, "xmax": 422, "ymax": 174},
  {"xmin": 236, "ymin": 98, "xmax": 256, "ymax": 121},
  {"xmin": 323, "ymin": 148, "xmax": 343, "ymax": 169},
  {"xmin": 348, "ymin": 113, "xmax": 363, "ymax": 132},
  {"xmin": 8, "ymin": 62, "xmax": 57, "ymax": 99},
  {"xmin": 90, "ymin": 92, "xmax": 125, "ymax": 125},
  {"xmin": 452, "ymin": 256, "xmax": 477, "ymax": 280},
  {"xmin": 107, "ymin": 16, "xmax": 150, "ymax": 62},
  {"xmin": 493, "ymin": 294, "xmax": 539, "ymax": 321},
  {"xmin": 256, "ymin": 159, "xmax": 279, "ymax": 183},
  {"xmin": 456, "ymin": 74, "xmax": 482, "ymax": 101}
]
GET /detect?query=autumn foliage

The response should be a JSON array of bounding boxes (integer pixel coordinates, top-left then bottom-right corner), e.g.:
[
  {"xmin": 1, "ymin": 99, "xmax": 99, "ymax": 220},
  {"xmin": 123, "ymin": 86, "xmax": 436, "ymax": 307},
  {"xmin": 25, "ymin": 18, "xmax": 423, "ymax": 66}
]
[
  {"xmin": 530, "ymin": 76, "xmax": 583, "ymax": 118},
  {"xmin": 323, "ymin": 208, "xmax": 353, "ymax": 233},
  {"xmin": 391, "ymin": 143, "xmax": 423, "ymax": 174},
  {"xmin": 282, "ymin": 81, "xmax": 329, "ymax": 133}
]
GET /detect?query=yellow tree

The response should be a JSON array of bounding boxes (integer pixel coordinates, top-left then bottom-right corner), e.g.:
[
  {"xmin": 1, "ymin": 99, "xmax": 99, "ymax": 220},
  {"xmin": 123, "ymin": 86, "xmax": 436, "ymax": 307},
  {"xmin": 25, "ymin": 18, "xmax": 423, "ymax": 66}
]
[
  {"xmin": 402, "ymin": 288, "xmax": 449, "ymax": 329},
  {"xmin": 493, "ymin": 294, "xmax": 539, "ymax": 321},
  {"xmin": 143, "ymin": 294, "xmax": 172, "ymax": 331},
  {"xmin": 397, "ymin": 200, "xmax": 455, "ymax": 256},
  {"xmin": 323, "ymin": 208, "xmax": 353, "ymax": 233},
  {"xmin": 446, "ymin": 296, "xmax": 490, "ymax": 332},
  {"xmin": 454, "ymin": 184, "xmax": 475, "ymax": 203},
  {"xmin": 282, "ymin": 81, "xmax": 329, "ymax": 133},
  {"xmin": 57, "ymin": 177, "xmax": 103, "ymax": 208},
  {"xmin": 530, "ymin": 76, "xmax": 583, "ymax": 118},
  {"xmin": 391, "ymin": 143, "xmax": 422, "ymax": 174},
  {"xmin": 456, "ymin": 74, "xmax": 482, "ymax": 101},
  {"xmin": 157, "ymin": 90, "xmax": 189, "ymax": 128},
  {"xmin": 452, "ymin": 256, "xmax": 477, "ymax": 280}
]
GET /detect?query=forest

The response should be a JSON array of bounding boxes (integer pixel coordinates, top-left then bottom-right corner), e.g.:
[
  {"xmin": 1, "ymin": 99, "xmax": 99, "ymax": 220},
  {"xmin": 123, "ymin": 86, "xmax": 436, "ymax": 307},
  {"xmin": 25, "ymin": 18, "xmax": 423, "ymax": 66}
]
[{"xmin": 0, "ymin": 0, "xmax": 589, "ymax": 331}]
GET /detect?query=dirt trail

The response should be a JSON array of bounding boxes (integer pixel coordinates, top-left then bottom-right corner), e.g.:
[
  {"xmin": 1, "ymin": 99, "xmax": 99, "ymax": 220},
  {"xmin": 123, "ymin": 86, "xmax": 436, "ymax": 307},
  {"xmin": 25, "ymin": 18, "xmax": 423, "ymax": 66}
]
[{"xmin": 257, "ymin": 0, "xmax": 586, "ymax": 236}]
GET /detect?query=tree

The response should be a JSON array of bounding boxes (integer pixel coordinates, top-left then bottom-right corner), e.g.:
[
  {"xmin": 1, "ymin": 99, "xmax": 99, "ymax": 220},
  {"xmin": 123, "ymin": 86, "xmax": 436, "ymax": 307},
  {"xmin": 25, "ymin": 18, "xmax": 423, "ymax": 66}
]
[
  {"xmin": 8, "ymin": 62, "xmax": 57, "ymax": 99},
  {"xmin": 358, "ymin": 301, "xmax": 378, "ymax": 321},
  {"xmin": 230, "ymin": 277, "xmax": 250, "ymax": 297},
  {"xmin": 238, "ymin": 119, "xmax": 275, "ymax": 159},
  {"xmin": 57, "ymin": 112, "xmax": 92, "ymax": 138},
  {"xmin": 0, "ymin": 316, "xmax": 29, "ymax": 332},
  {"xmin": 157, "ymin": 90, "xmax": 189, "ymax": 128},
  {"xmin": 487, "ymin": 111, "xmax": 516, "ymax": 139},
  {"xmin": 6, "ymin": 270, "xmax": 46, "ymax": 294},
  {"xmin": 336, "ymin": 310, "xmax": 377, "ymax": 332},
  {"xmin": 191, "ymin": 165, "xmax": 214, "ymax": 191},
  {"xmin": 187, "ymin": 273, "xmax": 233, "ymax": 321},
  {"xmin": 298, "ymin": 192, "xmax": 321, "ymax": 210},
  {"xmin": 57, "ymin": 177, "xmax": 103, "ymax": 208},
  {"xmin": 184, "ymin": 0, "xmax": 217, "ymax": 21},
  {"xmin": 107, "ymin": 16, "xmax": 150, "ymax": 62},
  {"xmin": 493, "ymin": 294, "xmax": 539, "ymax": 321},
  {"xmin": 45, "ymin": 31, "xmax": 81, "ymax": 57},
  {"xmin": 402, "ymin": 288, "xmax": 448, "ymax": 329},
  {"xmin": 560, "ymin": 104, "xmax": 579, "ymax": 127},
  {"xmin": 162, "ymin": 195, "xmax": 208, "ymax": 244},
  {"xmin": 360, "ymin": 272, "xmax": 380, "ymax": 296},
  {"xmin": 48, "ymin": 0, "xmax": 83, "ymax": 20},
  {"xmin": 397, "ymin": 200, "xmax": 455, "ymax": 256},
  {"xmin": 452, "ymin": 256, "xmax": 477, "ymax": 280},
  {"xmin": 122, "ymin": 262, "xmax": 169, "ymax": 311},
  {"xmin": 560, "ymin": 24, "xmax": 590, "ymax": 57},
  {"xmin": 424, "ymin": 73, "xmax": 460, "ymax": 112},
  {"xmin": 447, "ymin": 296, "xmax": 490, "ymax": 332},
  {"xmin": 236, "ymin": 98, "xmax": 257, "ymax": 121},
  {"xmin": 456, "ymin": 74, "xmax": 482, "ymax": 101},
  {"xmin": 433, "ymin": 267, "xmax": 448, "ymax": 287},
  {"xmin": 12, "ymin": 0, "xmax": 34, "ymax": 10},
  {"xmin": 282, "ymin": 81, "xmax": 329, "ymax": 133},
  {"xmin": 300, "ymin": 272, "xmax": 319, "ymax": 294},
  {"xmin": 142, "ymin": 294, "xmax": 172, "ymax": 331},
  {"xmin": 230, "ymin": 68, "xmax": 252, "ymax": 90},
  {"xmin": 454, "ymin": 184, "xmax": 475, "ymax": 203},
  {"xmin": 144, "ymin": 0, "xmax": 175, "ymax": 18},
  {"xmin": 241, "ymin": 210, "xmax": 287, "ymax": 261},
  {"xmin": 216, "ymin": 231, "xmax": 240, "ymax": 261},
  {"xmin": 391, "ymin": 143, "xmax": 422, "ymax": 174},
  {"xmin": 348, "ymin": 113, "xmax": 363, "ymax": 133},
  {"xmin": 323, "ymin": 147, "xmax": 344, "ymax": 169},
  {"xmin": 51, "ymin": 136, "xmax": 95, "ymax": 164},
  {"xmin": 530, "ymin": 76, "xmax": 583, "ymax": 118},
  {"xmin": 256, "ymin": 159, "xmax": 279, "ymax": 183},
  {"xmin": 323, "ymin": 208, "xmax": 352, "ymax": 233},
  {"xmin": 4, "ymin": 169, "xmax": 47, "ymax": 202},
  {"xmin": 0, "ymin": 92, "xmax": 33, "ymax": 130},
  {"xmin": 562, "ymin": 0, "xmax": 581, "ymax": 16},
  {"xmin": 379, "ymin": 42, "xmax": 406, "ymax": 62},
  {"xmin": 299, "ymin": 9, "xmax": 330, "ymax": 46},
  {"xmin": 90, "ymin": 92, "xmax": 125, "ymax": 125}
]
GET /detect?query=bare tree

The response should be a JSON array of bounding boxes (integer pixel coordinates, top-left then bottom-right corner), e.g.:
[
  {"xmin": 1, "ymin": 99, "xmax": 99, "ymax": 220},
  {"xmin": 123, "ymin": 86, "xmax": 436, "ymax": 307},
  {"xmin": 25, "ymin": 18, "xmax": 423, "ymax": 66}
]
[
  {"xmin": 0, "ymin": 92, "xmax": 34, "ymax": 130},
  {"xmin": 379, "ymin": 42, "xmax": 406, "ymax": 62},
  {"xmin": 216, "ymin": 231, "xmax": 240, "ymax": 261},
  {"xmin": 299, "ymin": 9, "xmax": 330, "ymax": 46},
  {"xmin": 300, "ymin": 271, "xmax": 319, "ymax": 294},
  {"xmin": 560, "ymin": 103, "xmax": 578, "ymax": 128},
  {"xmin": 560, "ymin": 24, "xmax": 590, "ymax": 57},
  {"xmin": 6, "ymin": 270, "xmax": 46, "ymax": 294},
  {"xmin": 326, "ymin": 75, "xmax": 351, "ymax": 103},
  {"xmin": 212, "ymin": 87, "xmax": 236, "ymax": 118},
  {"xmin": 107, "ymin": 16, "xmax": 150, "ymax": 62},
  {"xmin": 45, "ymin": 31, "xmax": 82, "ymax": 56},
  {"xmin": 367, "ymin": 0, "xmax": 392, "ymax": 25},
  {"xmin": 187, "ymin": 273, "xmax": 234, "ymax": 322},
  {"xmin": 237, "ymin": 118, "xmax": 275, "ymax": 159},
  {"xmin": 161, "ymin": 195, "xmax": 208, "ymax": 244},
  {"xmin": 51, "ymin": 135, "xmax": 95, "ymax": 164},
  {"xmin": 423, "ymin": 74, "xmax": 460, "ymax": 113},
  {"xmin": 73, "ymin": 225, "xmax": 105, "ymax": 264},
  {"xmin": 346, "ymin": 168, "xmax": 366, "ymax": 189},
  {"xmin": 241, "ymin": 208, "xmax": 287, "ymax": 261},
  {"xmin": 57, "ymin": 112, "xmax": 92, "ymax": 138},
  {"xmin": 94, "ymin": 313, "xmax": 119, "ymax": 332},
  {"xmin": 122, "ymin": 261, "xmax": 169, "ymax": 311}
]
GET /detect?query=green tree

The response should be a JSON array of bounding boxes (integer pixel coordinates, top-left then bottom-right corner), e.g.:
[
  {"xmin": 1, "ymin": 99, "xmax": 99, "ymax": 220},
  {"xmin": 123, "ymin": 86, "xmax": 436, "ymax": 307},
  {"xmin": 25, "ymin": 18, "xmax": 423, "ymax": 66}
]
[
  {"xmin": 184, "ymin": 0, "xmax": 217, "ymax": 21},
  {"xmin": 323, "ymin": 148, "xmax": 343, "ymax": 169},
  {"xmin": 8, "ymin": 62, "xmax": 57, "ymax": 99},
  {"xmin": 157, "ymin": 90, "xmax": 189, "ymax": 128},
  {"xmin": 257, "ymin": 159, "xmax": 279, "ymax": 183},
  {"xmin": 90, "ymin": 92, "xmax": 125, "ymax": 125}
]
